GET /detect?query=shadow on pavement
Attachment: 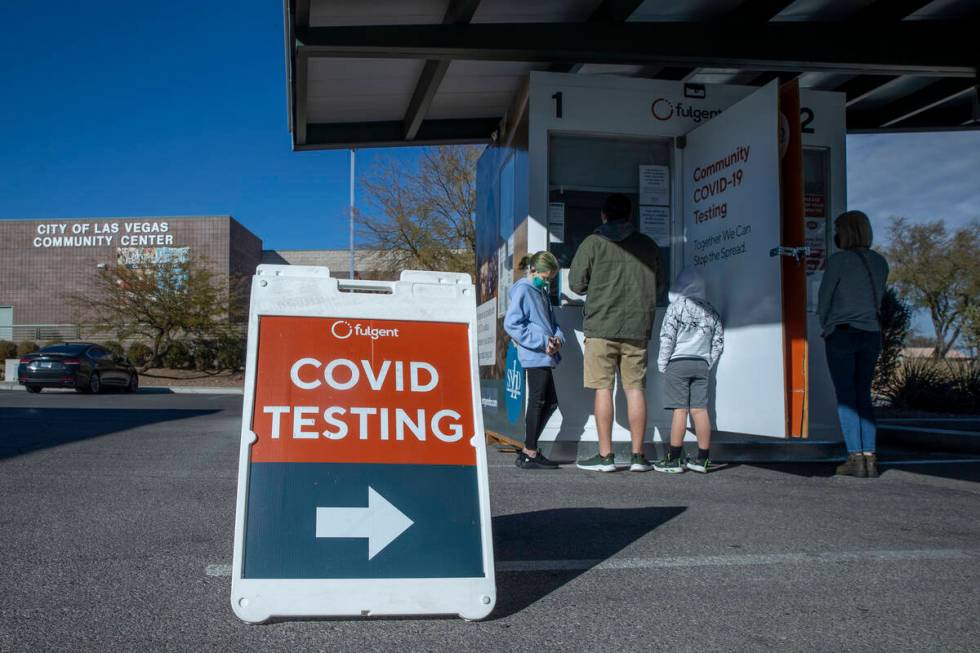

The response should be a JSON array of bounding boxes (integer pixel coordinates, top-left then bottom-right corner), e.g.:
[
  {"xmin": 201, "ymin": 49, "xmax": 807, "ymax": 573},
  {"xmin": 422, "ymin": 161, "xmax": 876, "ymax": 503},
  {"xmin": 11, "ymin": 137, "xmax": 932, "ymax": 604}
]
[
  {"xmin": 490, "ymin": 506, "xmax": 685, "ymax": 619},
  {"xmin": 735, "ymin": 463, "xmax": 837, "ymax": 478},
  {"xmin": 0, "ymin": 407, "xmax": 221, "ymax": 459}
]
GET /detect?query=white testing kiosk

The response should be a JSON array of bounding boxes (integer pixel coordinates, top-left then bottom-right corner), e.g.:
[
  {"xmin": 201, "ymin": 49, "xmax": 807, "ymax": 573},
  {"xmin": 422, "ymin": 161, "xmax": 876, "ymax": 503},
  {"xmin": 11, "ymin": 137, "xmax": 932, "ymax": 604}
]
[{"xmin": 476, "ymin": 72, "xmax": 848, "ymax": 459}]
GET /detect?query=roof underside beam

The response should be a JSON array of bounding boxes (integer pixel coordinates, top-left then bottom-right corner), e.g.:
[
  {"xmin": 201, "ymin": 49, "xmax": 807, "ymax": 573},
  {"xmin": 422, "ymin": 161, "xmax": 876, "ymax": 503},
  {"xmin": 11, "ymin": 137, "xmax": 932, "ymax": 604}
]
[
  {"xmin": 847, "ymin": 79, "xmax": 978, "ymax": 130},
  {"xmin": 548, "ymin": 0, "xmax": 646, "ymax": 74},
  {"xmin": 294, "ymin": 22, "xmax": 977, "ymax": 77},
  {"xmin": 304, "ymin": 117, "xmax": 499, "ymax": 149},
  {"xmin": 401, "ymin": 0, "xmax": 482, "ymax": 141}
]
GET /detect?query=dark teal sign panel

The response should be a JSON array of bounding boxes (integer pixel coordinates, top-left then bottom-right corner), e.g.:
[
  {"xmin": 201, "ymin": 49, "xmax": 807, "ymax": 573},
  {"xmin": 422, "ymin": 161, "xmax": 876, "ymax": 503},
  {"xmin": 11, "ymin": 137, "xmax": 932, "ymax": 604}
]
[{"xmin": 243, "ymin": 463, "xmax": 484, "ymax": 579}]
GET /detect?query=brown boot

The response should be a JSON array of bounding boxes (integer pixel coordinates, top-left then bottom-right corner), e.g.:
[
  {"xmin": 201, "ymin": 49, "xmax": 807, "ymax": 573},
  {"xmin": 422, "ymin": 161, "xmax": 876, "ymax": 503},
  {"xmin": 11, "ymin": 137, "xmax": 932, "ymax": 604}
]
[
  {"xmin": 836, "ymin": 453, "xmax": 867, "ymax": 477},
  {"xmin": 864, "ymin": 453, "xmax": 879, "ymax": 478}
]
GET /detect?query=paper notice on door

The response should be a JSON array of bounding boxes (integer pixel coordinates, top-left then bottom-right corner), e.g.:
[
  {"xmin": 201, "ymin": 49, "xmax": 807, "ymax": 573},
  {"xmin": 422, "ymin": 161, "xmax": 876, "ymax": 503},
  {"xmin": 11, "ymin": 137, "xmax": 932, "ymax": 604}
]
[
  {"xmin": 476, "ymin": 299, "xmax": 497, "ymax": 366},
  {"xmin": 639, "ymin": 206, "xmax": 670, "ymax": 242},
  {"xmin": 639, "ymin": 165, "xmax": 670, "ymax": 206},
  {"xmin": 548, "ymin": 202, "xmax": 565, "ymax": 243}
]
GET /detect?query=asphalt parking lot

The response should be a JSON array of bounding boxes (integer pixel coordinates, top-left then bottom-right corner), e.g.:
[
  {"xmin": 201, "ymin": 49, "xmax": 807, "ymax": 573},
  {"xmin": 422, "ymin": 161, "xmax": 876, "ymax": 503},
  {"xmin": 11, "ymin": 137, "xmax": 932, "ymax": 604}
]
[{"xmin": 1, "ymin": 391, "xmax": 979, "ymax": 652}]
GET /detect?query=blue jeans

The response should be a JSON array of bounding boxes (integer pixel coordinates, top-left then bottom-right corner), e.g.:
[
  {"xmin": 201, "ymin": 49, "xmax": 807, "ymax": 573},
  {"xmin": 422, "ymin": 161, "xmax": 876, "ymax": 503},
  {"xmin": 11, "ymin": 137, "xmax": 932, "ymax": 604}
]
[{"xmin": 825, "ymin": 328, "xmax": 881, "ymax": 453}]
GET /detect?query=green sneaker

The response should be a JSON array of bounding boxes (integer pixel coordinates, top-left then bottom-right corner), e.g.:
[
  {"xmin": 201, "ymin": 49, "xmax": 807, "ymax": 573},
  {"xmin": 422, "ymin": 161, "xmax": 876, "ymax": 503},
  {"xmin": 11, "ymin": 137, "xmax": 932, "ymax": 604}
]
[
  {"xmin": 653, "ymin": 456, "xmax": 685, "ymax": 474},
  {"xmin": 576, "ymin": 453, "xmax": 616, "ymax": 472},
  {"xmin": 629, "ymin": 453, "xmax": 653, "ymax": 472},
  {"xmin": 686, "ymin": 458, "xmax": 713, "ymax": 474}
]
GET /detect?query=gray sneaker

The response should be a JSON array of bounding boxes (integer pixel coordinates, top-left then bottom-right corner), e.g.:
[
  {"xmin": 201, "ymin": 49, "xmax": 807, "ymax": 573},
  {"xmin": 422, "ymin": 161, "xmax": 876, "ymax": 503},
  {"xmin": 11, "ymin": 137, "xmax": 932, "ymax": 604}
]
[
  {"xmin": 629, "ymin": 453, "xmax": 653, "ymax": 472},
  {"xmin": 576, "ymin": 453, "xmax": 616, "ymax": 472},
  {"xmin": 685, "ymin": 458, "xmax": 713, "ymax": 474}
]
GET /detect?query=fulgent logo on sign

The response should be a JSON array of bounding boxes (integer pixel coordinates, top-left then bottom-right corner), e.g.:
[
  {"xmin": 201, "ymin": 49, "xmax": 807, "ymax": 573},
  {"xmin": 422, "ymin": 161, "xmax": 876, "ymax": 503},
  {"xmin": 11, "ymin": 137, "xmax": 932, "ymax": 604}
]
[
  {"xmin": 651, "ymin": 98, "xmax": 723, "ymax": 123},
  {"xmin": 331, "ymin": 320, "xmax": 400, "ymax": 340}
]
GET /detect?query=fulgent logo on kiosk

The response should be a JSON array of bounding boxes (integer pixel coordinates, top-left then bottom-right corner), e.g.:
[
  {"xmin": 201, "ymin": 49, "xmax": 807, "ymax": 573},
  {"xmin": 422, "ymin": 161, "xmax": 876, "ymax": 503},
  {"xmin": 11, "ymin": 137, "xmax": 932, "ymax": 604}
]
[
  {"xmin": 651, "ymin": 98, "xmax": 723, "ymax": 123},
  {"xmin": 331, "ymin": 320, "xmax": 400, "ymax": 340}
]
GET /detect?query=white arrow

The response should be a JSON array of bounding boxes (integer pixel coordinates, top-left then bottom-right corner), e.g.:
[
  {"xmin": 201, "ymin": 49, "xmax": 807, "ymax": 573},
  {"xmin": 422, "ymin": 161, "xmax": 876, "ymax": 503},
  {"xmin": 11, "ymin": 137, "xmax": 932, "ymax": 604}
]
[{"xmin": 315, "ymin": 487, "xmax": 414, "ymax": 560}]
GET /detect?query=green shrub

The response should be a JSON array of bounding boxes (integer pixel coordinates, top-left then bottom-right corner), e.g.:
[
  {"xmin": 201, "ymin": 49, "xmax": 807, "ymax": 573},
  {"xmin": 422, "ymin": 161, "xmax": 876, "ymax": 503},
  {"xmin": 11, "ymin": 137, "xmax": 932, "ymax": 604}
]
[
  {"xmin": 16, "ymin": 341, "xmax": 39, "ymax": 357},
  {"xmin": 873, "ymin": 287, "xmax": 912, "ymax": 397},
  {"xmin": 189, "ymin": 339, "xmax": 217, "ymax": 371},
  {"xmin": 215, "ymin": 332, "xmax": 246, "ymax": 371},
  {"xmin": 126, "ymin": 342, "xmax": 153, "ymax": 367},
  {"xmin": 162, "ymin": 340, "xmax": 193, "ymax": 369},
  {"xmin": 0, "ymin": 340, "xmax": 17, "ymax": 360},
  {"xmin": 102, "ymin": 340, "xmax": 125, "ymax": 358}
]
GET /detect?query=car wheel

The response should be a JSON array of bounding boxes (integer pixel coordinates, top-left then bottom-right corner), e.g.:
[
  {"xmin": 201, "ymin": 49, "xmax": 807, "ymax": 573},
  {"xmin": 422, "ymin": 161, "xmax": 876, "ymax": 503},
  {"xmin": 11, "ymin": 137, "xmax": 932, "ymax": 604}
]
[
  {"xmin": 125, "ymin": 373, "xmax": 139, "ymax": 393},
  {"xmin": 88, "ymin": 372, "xmax": 102, "ymax": 394},
  {"xmin": 25, "ymin": 385, "xmax": 41, "ymax": 394}
]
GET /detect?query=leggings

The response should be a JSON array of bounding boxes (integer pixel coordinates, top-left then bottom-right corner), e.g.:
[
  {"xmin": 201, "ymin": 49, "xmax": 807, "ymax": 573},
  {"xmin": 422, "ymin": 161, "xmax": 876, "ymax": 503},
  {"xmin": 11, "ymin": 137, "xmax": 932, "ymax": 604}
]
[{"xmin": 524, "ymin": 367, "xmax": 559, "ymax": 451}]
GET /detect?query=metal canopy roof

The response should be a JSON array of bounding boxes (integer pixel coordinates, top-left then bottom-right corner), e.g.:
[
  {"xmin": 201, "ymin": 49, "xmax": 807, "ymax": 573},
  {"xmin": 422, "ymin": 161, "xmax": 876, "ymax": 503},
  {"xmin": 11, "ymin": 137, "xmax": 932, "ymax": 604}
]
[{"xmin": 283, "ymin": 0, "xmax": 980, "ymax": 149}]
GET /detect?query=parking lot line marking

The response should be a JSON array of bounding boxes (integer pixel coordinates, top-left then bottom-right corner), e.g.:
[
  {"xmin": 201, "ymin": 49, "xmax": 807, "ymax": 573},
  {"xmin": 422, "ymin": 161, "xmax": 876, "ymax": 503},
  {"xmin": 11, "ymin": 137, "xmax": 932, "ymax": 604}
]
[
  {"xmin": 204, "ymin": 548, "xmax": 977, "ymax": 577},
  {"xmin": 206, "ymin": 564, "xmax": 232, "ymax": 577}
]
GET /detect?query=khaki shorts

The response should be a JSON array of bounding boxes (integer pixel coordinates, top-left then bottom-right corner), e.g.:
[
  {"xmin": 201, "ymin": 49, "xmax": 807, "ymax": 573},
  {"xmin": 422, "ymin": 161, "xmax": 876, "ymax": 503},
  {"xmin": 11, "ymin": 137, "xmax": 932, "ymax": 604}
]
[{"xmin": 583, "ymin": 337, "xmax": 649, "ymax": 390}]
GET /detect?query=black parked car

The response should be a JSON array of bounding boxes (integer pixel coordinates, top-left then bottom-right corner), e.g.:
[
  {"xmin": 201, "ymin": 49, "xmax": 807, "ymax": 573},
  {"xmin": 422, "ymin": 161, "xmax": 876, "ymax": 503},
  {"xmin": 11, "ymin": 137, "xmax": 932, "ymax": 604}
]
[{"xmin": 18, "ymin": 343, "xmax": 139, "ymax": 394}]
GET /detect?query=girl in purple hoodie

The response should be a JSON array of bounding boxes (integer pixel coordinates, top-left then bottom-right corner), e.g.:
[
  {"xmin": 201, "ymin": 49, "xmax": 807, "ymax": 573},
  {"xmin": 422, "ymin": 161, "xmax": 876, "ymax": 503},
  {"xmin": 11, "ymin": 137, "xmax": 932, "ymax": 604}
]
[{"xmin": 504, "ymin": 251, "xmax": 565, "ymax": 469}]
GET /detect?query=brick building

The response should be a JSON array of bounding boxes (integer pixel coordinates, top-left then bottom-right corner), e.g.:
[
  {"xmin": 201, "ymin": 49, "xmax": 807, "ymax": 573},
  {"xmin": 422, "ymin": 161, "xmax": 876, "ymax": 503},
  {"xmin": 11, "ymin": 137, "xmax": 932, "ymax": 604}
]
[
  {"xmin": 0, "ymin": 216, "xmax": 262, "ymax": 339},
  {"xmin": 0, "ymin": 215, "xmax": 403, "ymax": 340}
]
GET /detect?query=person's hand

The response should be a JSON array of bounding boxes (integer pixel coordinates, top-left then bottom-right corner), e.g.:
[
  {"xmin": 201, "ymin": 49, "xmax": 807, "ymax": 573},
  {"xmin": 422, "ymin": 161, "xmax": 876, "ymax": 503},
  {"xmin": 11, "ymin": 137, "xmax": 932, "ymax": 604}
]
[{"xmin": 546, "ymin": 337, "xmax": 561, "ymax": 356}]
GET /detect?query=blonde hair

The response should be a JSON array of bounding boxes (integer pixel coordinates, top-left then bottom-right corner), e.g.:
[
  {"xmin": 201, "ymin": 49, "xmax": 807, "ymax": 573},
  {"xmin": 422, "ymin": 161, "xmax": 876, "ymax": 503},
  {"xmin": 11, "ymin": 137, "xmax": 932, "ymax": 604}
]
[
  {"xmin": 518, "ymin": 251, "xmax": 560, "ymax": 273},
  {"xmin": 835, "ymin": 210, "xmax": 873, "ymax": 249}
]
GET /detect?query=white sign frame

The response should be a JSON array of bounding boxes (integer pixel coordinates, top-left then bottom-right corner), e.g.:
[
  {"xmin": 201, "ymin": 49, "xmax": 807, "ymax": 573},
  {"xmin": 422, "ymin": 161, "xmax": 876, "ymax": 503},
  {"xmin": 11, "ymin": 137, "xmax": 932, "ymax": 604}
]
[{"xmin": 230, "ymin": 265, "xmax": 496, "ymax": 623}]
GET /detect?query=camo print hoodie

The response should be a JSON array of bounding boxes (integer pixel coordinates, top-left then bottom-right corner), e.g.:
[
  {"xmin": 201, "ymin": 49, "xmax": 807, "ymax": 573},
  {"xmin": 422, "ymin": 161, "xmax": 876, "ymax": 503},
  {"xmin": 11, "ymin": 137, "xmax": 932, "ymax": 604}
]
[{"xmin": 657, "ymin": 267, "xmax": 724, "ymax": 373}]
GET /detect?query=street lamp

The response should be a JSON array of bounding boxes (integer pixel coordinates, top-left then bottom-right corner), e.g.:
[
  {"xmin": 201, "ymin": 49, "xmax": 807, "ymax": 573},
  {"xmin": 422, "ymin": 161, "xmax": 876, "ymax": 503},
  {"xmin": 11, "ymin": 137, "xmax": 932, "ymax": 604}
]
[{"xmin": 349, "ymin": 148, "xmax": 356, "ymax": 280}]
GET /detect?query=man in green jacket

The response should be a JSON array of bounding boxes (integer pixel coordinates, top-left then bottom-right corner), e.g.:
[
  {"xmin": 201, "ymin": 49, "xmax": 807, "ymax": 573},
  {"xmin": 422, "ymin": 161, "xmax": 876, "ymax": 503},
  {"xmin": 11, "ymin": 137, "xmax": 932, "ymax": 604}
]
[{"xmin": 569, "ymin": 193, "xmax": 663, "ymax": 472}]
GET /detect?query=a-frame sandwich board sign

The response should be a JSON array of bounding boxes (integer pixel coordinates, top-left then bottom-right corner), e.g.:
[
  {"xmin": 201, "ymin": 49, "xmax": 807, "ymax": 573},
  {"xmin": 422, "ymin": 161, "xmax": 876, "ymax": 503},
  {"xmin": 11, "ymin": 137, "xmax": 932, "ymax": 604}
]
[{"xmin": 231, "ymin": 266, "xmax": 496, "ymax": 622}]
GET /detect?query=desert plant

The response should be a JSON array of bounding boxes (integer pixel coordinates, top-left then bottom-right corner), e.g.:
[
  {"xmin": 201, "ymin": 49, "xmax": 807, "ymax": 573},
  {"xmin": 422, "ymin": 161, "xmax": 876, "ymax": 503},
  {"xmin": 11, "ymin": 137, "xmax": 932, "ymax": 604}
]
[
  {"xmin": 885, "ymin": 358, "xmax": 950, "ymax": 411},
  {"xmin": 126, "ymin": 342, "xmax": 153, "ymax": 367},
  {"xmin": 0, "ymin": 340, "xmax": 17, "ymax": 360},
  {"xmin": 102, "ymin": 340, "xmax": 125, "ymax": 358},
  {"xmin": 886, "ymin": 358, "xmax": 980, "ymax": 414},
  {"xmin": 16, "ymin": 341, "xmax": 39, "ymax": 357},
  {"xmin": 947, "ymin": 361, "xmax": 980, "ymax": 414}
]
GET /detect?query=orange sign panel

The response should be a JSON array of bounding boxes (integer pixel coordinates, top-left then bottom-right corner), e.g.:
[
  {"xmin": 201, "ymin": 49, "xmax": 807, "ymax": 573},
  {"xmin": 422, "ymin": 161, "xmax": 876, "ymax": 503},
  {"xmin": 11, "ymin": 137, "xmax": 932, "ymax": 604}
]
[{"xmin": 250, "ymin": 316, "xmax": 477, "ymax": 466}]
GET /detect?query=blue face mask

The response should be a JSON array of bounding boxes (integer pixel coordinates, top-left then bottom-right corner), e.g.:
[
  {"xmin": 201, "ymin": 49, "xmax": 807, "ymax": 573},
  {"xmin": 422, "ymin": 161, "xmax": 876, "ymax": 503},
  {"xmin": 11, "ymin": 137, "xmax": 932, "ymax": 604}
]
[{"xmin": 532, "ymin": 275, "xmax": 549, "ymax": 290}]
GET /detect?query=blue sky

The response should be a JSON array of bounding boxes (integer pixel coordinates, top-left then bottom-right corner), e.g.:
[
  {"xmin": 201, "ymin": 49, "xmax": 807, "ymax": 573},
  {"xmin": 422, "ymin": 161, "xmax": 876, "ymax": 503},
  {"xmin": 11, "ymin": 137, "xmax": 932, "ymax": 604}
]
[{"xmin": 0, "ymin": 1, "xmax": 977, "ymax": 255}]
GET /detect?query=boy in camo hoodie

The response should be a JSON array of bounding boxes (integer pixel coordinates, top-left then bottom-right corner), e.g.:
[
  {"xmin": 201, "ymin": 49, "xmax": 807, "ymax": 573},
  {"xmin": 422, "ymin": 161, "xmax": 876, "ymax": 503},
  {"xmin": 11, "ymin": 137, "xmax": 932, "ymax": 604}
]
[{"xmin": 654, "ymin": 267, "xmax": 724, "ymax": 474}]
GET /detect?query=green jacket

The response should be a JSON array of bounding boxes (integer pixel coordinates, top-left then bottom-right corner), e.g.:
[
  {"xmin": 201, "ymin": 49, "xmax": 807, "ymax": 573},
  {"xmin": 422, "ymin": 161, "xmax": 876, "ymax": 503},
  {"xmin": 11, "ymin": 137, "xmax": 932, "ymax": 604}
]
[{"xmin": 568, "ymin": 221, "xmax": 664, "ymax": 340}]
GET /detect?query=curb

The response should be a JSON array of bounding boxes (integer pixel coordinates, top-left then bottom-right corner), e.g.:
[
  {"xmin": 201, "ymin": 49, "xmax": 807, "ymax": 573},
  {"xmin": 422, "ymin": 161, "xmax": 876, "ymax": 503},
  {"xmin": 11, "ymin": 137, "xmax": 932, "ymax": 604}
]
[
  {"xmin": 0, "ymin": 381, "xmax": 242, "ymax": 395},
  {"xmin": 878, "ymin": 425, "xmax": 980, "ymax": 455}
]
